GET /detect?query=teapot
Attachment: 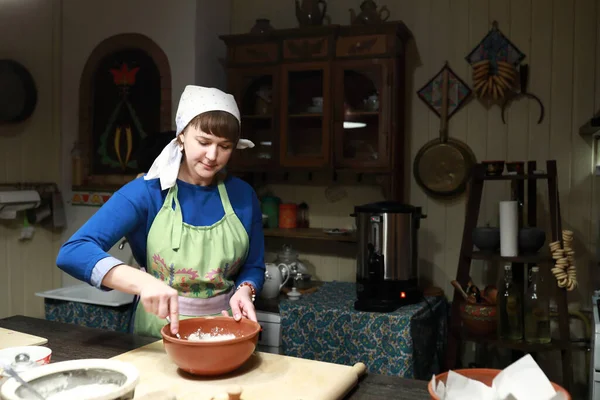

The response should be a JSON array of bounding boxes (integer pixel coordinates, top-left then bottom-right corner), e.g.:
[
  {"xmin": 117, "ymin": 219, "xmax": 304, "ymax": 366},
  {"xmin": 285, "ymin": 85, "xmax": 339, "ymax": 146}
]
[
  {"xmin": 295, "ymin": 0, "xmax": 329, "ymax": 26},
  {"xmin": 260, "ymin": 263, "xmax": 290, "ymax": 299},
  {"xmin": 349, "ymin": 0, "xmax": 390, "ymax": 25}
]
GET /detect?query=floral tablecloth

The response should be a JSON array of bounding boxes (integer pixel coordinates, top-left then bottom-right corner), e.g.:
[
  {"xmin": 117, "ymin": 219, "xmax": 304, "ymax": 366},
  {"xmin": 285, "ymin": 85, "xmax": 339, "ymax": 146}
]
[{"xmin": 279, "ymin": 281, "xmax": 448, "ymax": 379}]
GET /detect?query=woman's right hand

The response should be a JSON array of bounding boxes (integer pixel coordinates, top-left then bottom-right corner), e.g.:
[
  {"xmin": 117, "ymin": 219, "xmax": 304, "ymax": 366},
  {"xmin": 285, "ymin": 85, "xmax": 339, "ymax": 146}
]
[
  {"xmin": 101, "ymin": 264, "xmax": 180, "ymax": 334},
  {"xmin": 139, "ymin": 280, "xmax": 179, "ymax": 334}
]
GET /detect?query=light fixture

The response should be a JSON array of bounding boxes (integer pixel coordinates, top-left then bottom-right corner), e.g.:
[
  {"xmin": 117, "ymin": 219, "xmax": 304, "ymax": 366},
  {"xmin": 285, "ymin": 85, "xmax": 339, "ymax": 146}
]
[
  {"xmin": 343, "ymin": 121, "xmax": 366, "ymax": 129},
  {"xmin": 343, "ymin": 103, "xmax": 367, "ymax": 129}
]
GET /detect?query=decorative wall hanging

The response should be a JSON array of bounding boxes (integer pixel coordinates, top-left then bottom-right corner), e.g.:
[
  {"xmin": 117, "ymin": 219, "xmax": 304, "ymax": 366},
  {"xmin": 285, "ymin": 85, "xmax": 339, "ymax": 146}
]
[
  {"xmin": 0, "ymin": 60, "xmax": 37, "ymax": 123},
  {"xmin": 417, "ymin": 63, "xmax": 472, "ymax": 120},
  {"xmin": 77, "ymin": 33, "xmax": 172, "ymax": 189},
  {"xmin": 414, "ymin": 63, "xmax": 476, "ymax": 198},
  {"xmin": 465, "ymin": 21, "xmax": 525, "ymax": 101},
  {"xmin": 94, "ymin": 51, "xmax": 159, "ymax": 174},
  {"xmin": 500, "ymin": 64, "xmax": 545, "ymax": 124}
]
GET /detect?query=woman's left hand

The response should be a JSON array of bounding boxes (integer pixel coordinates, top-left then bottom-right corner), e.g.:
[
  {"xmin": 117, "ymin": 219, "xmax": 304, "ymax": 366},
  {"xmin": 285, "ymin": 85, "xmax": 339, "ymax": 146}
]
[{"xmin": 222, "ymin": 285, "xmax": 257, "ymax": 322}]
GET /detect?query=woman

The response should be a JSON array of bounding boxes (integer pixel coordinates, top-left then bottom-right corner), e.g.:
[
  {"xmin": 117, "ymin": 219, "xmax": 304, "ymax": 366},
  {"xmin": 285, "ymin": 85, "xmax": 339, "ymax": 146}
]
[{"xmin": 57, "ymin": 86, "xmax": 265, "ymax": 338}]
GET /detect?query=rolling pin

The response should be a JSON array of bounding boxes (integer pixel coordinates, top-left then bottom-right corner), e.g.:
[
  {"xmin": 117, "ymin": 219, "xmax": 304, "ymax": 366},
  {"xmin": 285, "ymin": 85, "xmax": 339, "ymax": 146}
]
[{"xmin": 352, "ymin": 362, "xmax": 367, "ymax": 378}]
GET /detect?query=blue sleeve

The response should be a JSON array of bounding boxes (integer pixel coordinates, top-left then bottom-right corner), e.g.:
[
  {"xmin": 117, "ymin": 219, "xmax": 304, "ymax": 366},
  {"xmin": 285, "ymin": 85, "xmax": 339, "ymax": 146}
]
[
  {"xmin": 235, "ymin": 189, "xmax": 266, "ymax": 294},
  {"xmin": 56, "ymin": 180, "xmax": 148, "ymax": 288}
]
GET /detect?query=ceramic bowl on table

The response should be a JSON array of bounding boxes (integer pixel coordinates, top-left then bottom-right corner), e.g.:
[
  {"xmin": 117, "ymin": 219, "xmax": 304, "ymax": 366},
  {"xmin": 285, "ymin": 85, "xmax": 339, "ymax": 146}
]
[
  {"xmin": 161, "ymin": 316, "xmax": 261, "ymax": 376},
  {"xmin": 428, "ymin": 368, "xmax": 571, "ymax": 400},
  {"xmin": 0, "ymin": 346, "xmax": 52, "ymax": 378},
  {"xmin": 0, "ymin": 358, "xmax": 140, "ymax": 400}
]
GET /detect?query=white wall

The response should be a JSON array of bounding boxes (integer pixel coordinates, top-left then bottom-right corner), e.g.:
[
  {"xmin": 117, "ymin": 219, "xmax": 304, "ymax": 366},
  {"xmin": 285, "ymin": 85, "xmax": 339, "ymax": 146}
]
[
  {"xmin": 59, "ymin": 0, "xmax": 198, "ymax": 285},
  {"xmin": 0, "ymin": 0, "xmax": 63, "ymax": 318},
  {"xmin": 59, "ymin": 0, "xmax": 232, "ymax": 286},
  {"xmin": 195, "ymin": 0, "xmax": 232, "ymax": 90}
]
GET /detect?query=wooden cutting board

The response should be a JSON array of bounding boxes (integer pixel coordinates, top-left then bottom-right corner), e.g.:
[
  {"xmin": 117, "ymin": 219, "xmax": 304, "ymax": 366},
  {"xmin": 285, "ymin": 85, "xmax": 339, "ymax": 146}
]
[
  {"xmin": 112, "ymin": 341, "xmax": 366, "ymax": 400},
  {"xmin": 0, "ymin": 328, "xmax": 47, "ymax": 349}
]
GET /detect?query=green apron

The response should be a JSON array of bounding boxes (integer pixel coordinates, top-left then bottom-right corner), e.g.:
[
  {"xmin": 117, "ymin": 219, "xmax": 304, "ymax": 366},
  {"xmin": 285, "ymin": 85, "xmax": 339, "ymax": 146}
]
[{"xmin": 133, "ymin": 181, "xmax": 249, "ymax": 338}]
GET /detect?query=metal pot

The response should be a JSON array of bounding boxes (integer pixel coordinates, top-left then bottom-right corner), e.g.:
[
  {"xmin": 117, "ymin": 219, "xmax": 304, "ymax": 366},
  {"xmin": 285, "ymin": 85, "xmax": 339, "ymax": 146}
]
[{"xmin": 352, "ymin": 201, "xmax": 426, "ymax": 311}]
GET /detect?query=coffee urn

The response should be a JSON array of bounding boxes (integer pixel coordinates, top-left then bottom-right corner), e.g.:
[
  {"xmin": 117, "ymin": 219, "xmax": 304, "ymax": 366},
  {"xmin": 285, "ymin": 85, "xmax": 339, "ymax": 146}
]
[{"xmin": 352, "ymin": 201, "xmax": 426, "ymax": 312}]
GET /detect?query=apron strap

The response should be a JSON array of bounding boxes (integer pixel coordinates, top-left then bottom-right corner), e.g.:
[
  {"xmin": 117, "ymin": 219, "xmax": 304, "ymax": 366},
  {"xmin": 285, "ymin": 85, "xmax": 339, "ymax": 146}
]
[
  {"xmin": 217, "ymin": 181, "xmax": 235, "ymax": 216},
  {"xmin": 167, "ymin": 185, "xmax": 183, "ymax": 250}
]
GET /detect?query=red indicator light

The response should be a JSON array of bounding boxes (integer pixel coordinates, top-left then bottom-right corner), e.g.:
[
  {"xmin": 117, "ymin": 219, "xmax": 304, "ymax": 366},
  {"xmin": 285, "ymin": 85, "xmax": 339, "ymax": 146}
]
[{"xmin": 400, "ymin": 291, "xmax": 406, "ymax": 298}]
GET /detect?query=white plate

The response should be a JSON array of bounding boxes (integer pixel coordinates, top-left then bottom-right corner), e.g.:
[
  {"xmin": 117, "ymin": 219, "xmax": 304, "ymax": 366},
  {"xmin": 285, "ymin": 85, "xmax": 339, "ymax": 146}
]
[{"xmin": 323, "ymin": 229, "xmax": 351, "ymax": 235}]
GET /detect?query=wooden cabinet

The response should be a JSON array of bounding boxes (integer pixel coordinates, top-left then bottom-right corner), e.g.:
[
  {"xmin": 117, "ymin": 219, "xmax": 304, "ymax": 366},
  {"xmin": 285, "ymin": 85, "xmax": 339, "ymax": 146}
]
[
  {"xmin": 227, "ymin": 67, "xmax": 279, "ymax": 170},
  {"xmin": 333, "ymin": 58, "xmax": 391, "ymax": 169},
  {"xmin": 280, "ymin": 62, "xmax": 331, "ymax": 168},
  {"xmin": 220, "ymin": 22, "xmax": 410, "ymax": 199}
]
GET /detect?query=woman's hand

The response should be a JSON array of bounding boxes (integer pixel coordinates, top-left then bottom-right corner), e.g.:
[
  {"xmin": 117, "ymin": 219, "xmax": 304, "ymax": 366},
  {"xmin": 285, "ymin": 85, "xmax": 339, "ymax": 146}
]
[
  {"xmin": 139, "ymin": 279, "xmax": 179, "ymax": 334},
  {"xmin": 222, "ymin": 285, "xmax": 257, "ymax": 322},
  {"xmin": 102, "ymin": 264, "xmax": 180, "ymax": 334}
]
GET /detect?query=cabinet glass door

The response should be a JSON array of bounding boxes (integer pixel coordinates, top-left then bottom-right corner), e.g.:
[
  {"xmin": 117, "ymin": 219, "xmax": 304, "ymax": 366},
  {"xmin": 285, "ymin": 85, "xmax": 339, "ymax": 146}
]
[
  {"xmin": 334, "ymin": 60, "xmax": 390, "ymax": 169},
  {"xmin": 280, "ymin": 64, "xmax": 330, "ymax": 168},
  {"xmin": 228, "ymin": 68, "xmax": 277, "ymax": 170}
]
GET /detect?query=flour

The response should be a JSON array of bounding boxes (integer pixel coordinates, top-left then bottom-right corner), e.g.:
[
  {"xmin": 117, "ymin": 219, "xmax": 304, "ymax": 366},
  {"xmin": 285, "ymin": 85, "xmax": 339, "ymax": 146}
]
[
  {"xmin": 187, "ymin": 328, "xmax": 236, "ymax": 342},
  {"xmin": 44, "ymin": 383, "xmax": 121, "ymax": 400}
]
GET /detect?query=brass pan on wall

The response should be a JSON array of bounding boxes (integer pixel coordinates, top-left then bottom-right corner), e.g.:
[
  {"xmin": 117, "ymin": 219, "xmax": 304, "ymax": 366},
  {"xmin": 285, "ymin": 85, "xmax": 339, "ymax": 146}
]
[
  {"xmin": 413, "ymin": 69, "xmax": 476, "ymax": 198},
  {"xmin": 0, "ymin": 60, "xmax": 37, "ymax": 123}
]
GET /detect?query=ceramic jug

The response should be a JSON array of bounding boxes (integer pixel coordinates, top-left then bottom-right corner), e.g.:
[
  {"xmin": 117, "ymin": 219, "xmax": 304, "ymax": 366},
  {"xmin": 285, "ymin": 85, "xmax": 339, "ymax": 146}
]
[
  {"xmin": 295, "ymin": 0, "xmax": 328, "ymax": 26},
  {"xmin": 260, "ymin": 263, "xmax": 290, "ymax": 299},
  {"xmin": 349, "ymin": 0, "xmax": 390, "ymax": 25}
]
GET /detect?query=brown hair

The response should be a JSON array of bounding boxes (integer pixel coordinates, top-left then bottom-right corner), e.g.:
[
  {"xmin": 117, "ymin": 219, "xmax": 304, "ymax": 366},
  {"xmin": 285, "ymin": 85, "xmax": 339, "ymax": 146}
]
[{"xmin": 183, "ymin": 110, "xmax": 240, "ymax": 143}]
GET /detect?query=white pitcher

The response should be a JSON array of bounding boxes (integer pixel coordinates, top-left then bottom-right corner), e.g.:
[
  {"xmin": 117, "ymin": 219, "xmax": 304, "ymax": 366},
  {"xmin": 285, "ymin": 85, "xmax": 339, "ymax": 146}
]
[{"xmin": 260, "ymin": 263, "xmax": 290, "ymax": 299}]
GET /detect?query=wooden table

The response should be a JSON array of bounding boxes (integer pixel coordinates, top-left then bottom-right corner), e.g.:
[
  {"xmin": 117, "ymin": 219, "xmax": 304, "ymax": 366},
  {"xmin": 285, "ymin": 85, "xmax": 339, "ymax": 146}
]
[{"xmin": 0, "ymin": 315, "xmax": 431, "ymax": 399}]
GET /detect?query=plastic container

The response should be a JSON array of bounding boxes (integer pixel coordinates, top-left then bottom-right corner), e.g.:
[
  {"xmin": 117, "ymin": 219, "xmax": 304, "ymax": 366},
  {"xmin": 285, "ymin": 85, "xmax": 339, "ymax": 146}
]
[
  {"xmin": 261, "ymin": 195, "xmax": 281, "ymax": 228},
  {"xmin": 278, "ymin": 203, "xmax": 298, "ymax": 229}
]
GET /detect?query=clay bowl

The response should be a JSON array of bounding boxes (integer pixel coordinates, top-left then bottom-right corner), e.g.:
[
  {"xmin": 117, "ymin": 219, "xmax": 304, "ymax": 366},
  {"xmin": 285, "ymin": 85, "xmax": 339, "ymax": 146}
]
[
  {"xmin": 482, "ymin": 160, "xmax": 505, "ymax": 176},
  {"xmin": 428, "ymin": 368, "xmax": 571, "ymax": 400},
  {"xmin": 161, "ymin": 316, "xmax": 261, "ymax": 376},
  {"xmin": 506, "ymin": 161, "xmax": 525, "ymax": 174},
  {"xmin": 472, "ymin": 226, "xmax": 500, "ymax": 252},
  {"xmin": 459, "ymin": 301, "xmax": 497, "ymax": 336}
]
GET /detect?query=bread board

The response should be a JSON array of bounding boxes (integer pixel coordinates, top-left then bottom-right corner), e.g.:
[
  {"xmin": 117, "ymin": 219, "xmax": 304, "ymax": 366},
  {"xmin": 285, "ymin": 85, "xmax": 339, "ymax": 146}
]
[
  {"xmin": 0, "ymin": 328, "xmax": 47, "ymax": 349},
  {"xmin": 112, "ymin": 341, "xmax": 366, "ymax": 400}
]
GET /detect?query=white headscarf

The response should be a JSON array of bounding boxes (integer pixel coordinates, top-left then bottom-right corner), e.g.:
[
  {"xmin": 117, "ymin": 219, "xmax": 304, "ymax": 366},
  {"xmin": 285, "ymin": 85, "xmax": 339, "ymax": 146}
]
[{"xmin": 144, "ymin": 85, "xmax": 254, "ymax": 190}]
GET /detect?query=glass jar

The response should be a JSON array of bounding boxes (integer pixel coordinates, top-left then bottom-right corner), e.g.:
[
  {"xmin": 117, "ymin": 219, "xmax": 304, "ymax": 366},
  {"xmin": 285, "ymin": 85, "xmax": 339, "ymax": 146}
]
[
  {"xmin": 297, "ymin": 202, "xmax": 309, "ymax": 228},
  {"xmin": 274, "ymin": 244, "xmax": 308, "ymax": 276}
]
